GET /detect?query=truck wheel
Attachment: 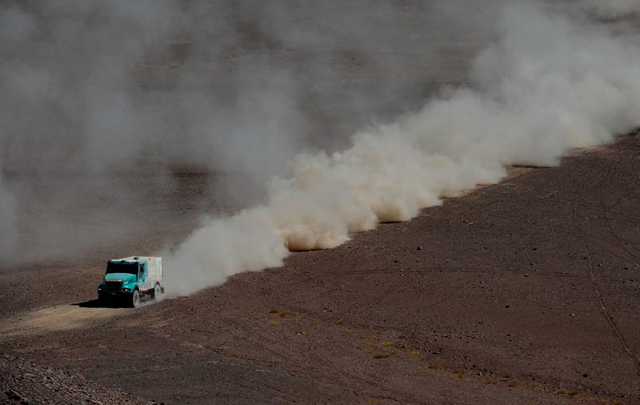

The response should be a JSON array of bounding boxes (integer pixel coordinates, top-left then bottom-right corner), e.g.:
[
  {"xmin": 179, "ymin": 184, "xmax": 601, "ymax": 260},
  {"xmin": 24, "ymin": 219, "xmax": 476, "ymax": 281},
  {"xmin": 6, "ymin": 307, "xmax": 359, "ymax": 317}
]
[
  {"xmin": 131, "ymin": 289, "xmax": 140, "ymax": 308},
  {"xmin": 152, "ymin": 284, "xmax": 162, "ymax": 300},
  {"xmin": 98, "ymin": 293, "xmax": 108, "ymax": 305}
]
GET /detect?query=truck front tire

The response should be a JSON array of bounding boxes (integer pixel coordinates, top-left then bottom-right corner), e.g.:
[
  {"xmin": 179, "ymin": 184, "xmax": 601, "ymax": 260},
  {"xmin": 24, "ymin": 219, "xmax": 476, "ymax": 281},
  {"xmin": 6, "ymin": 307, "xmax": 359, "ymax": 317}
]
[{"xmin": 131, "ymin": 289, "xmax": 140, "ymax": 308}]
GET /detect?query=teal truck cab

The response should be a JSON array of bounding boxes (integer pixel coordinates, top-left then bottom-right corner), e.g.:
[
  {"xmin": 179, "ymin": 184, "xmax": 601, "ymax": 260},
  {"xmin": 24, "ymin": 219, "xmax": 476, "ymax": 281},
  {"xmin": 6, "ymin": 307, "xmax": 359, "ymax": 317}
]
[{"xmin": 97, "ymin": 256, "xmax": 164, "ymax": 308}]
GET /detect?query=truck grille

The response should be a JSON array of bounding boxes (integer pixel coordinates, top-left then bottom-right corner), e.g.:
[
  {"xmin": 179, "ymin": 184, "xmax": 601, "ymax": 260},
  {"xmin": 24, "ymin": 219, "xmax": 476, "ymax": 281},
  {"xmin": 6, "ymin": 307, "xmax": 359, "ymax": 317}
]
[{"xmin": 106, "ymin": 281, "xmax": 122, "ymax": 292}]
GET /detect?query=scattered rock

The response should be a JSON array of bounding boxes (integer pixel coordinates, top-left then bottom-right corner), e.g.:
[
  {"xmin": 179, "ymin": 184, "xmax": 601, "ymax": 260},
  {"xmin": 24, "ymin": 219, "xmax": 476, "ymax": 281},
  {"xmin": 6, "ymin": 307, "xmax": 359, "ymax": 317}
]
[
  {"xmin": 0, "ymin": 355, "xmax": 152, "ymax": 405},
  {"xmin": 5, "ymin": 389, "xmax": 26, "ymax": 402}
]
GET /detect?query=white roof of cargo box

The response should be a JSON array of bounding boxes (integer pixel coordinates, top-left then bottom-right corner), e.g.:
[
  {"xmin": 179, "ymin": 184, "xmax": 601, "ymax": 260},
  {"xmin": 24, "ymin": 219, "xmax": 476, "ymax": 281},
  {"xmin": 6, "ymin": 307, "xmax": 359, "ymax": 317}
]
[{"xmin": 114, "ymin": 256, "xmax": 162, "ymax": 262}]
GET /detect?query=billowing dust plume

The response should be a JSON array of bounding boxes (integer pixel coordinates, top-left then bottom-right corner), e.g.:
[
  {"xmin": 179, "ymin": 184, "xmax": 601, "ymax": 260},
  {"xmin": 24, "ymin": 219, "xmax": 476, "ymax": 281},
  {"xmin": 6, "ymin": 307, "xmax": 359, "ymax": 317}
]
[
  {"xmin": 164, "ymin": 2, "xmax": 640, "ymax": 295},
  {"xmin": 0, "ymin": 0, "xmax": 451, "ymax": 264}
]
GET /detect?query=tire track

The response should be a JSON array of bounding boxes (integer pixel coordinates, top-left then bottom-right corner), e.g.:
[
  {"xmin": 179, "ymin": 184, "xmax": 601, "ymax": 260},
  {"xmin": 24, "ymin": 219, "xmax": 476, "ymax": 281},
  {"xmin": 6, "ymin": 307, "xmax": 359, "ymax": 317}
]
[{"xmin": 570, "ymin": 151, "xmax": 640, "ymax": 398}]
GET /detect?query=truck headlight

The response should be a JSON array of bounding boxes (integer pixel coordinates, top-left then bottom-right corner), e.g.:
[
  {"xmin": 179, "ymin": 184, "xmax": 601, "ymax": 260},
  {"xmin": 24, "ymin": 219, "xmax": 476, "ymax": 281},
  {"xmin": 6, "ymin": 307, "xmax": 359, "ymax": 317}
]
[
  {"xmin": 123, "ymin": 288, "xmax": 131, "ymax": 292},
  {"xmin": 98, "ymin": 287, "xmax": 102, "ymax": 291}
]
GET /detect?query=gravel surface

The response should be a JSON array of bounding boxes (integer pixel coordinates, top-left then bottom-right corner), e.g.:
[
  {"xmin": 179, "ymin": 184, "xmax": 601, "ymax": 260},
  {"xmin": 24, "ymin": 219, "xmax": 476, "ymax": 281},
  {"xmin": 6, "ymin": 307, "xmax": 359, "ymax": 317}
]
[
  {"xmin": 0, "ymin": 354, "xmax": 152, "ymax": 405},
  {"xmin": 1, "ymin": 134, "xmax": 639, "ymax": 404}
]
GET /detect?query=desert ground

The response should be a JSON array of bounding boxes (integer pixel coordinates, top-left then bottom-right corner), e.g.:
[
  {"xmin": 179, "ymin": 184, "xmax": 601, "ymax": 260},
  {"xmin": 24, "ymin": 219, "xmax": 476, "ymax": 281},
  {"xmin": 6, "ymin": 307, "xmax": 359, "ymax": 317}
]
[
  {"xmin": 2, "ymin": 1, "xmax": 640, "ymax": 404},
  {"xmin": 2, "ymin": 133, "xmax": 640, "ymax": 405}
]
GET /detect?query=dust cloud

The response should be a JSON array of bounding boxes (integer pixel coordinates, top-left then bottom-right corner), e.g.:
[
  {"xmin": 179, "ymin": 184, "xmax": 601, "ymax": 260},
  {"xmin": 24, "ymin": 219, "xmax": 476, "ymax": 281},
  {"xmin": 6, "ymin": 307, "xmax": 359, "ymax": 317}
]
[
  {"xmin": 1, "ymin": 0, "xmax": 639, "ymax": 284},
  {"xmin": 0, "ymin": 0, "xmax": 184, "ymax": 264},
  {"xmin": 0, "ymin": 0, "xmax": 463, "ymax": 264},
  {"xmin": 164, "ymin": 1, "xmax": 640, "ymax": 295},
  {"xmin": 583, "ymin": 0, "xmax": 640, "ymax": 18},
  {"xmin": 0, "ymin": 175, "xmax": 15, "ymax": 259}
]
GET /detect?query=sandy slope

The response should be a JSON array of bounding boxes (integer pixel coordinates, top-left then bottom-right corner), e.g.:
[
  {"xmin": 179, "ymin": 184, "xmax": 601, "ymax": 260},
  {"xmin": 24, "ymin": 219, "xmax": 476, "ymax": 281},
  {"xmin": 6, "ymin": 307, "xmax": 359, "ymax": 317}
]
[{"xmin": 2, "ymin": 134, "xmax": 639, "ymax": 404}]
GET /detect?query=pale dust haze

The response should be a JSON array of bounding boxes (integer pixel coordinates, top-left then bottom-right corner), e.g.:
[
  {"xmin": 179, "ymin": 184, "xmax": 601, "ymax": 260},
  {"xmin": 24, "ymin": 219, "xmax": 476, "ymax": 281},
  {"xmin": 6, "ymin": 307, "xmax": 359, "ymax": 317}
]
[
  {"xmin": 165, "ymin": 1, "xmax": 640, "ymax": 295},
  {"xmin": 0, "ymin": 0, "xmax": 463, "ymax": 264},
  {"xmin": 583, "ymin": 0, "xmax": 640, "ymax": 18},
  {"xmin": 0, "ymin": 0, "xmax": 638, "ymax": 295}
]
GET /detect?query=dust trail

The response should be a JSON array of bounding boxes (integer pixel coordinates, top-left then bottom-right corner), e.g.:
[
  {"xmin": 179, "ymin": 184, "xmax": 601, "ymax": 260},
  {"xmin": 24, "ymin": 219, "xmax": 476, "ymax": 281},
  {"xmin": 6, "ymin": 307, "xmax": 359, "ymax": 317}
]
[
  {"xmin": 164, "ymin": 2, "xmax": 640, "ymax": 295},
  {"xmin": 2, "ymin": 0, "xmax": 444, "ymax": 264}
]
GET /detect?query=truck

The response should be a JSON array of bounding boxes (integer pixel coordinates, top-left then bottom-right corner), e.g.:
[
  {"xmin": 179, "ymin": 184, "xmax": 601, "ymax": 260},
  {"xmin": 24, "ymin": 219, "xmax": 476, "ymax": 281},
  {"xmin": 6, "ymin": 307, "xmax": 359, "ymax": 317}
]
[{"xmin": 97, "ymin": 256, "xmax": 164, "ymax": 308}]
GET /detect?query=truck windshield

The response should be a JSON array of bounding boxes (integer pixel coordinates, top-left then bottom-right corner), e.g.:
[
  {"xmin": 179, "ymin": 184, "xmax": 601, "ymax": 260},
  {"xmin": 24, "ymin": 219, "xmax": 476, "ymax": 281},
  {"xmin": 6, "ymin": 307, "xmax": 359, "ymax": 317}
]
[{"xmin": 106, "ymin": 262, "xmax": 138, "ymax": 275}]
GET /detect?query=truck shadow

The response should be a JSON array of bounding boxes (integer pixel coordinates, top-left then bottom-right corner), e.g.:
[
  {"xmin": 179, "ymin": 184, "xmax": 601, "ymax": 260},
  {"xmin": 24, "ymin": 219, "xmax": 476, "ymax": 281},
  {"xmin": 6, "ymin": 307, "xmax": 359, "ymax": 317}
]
[
  {"xmin": 72, "ymin": 299, "xmax": 126, "ymax": 309},
  {"xmin": 72, "ymin": 296, "xmax": 154, "ymax": 309}
]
